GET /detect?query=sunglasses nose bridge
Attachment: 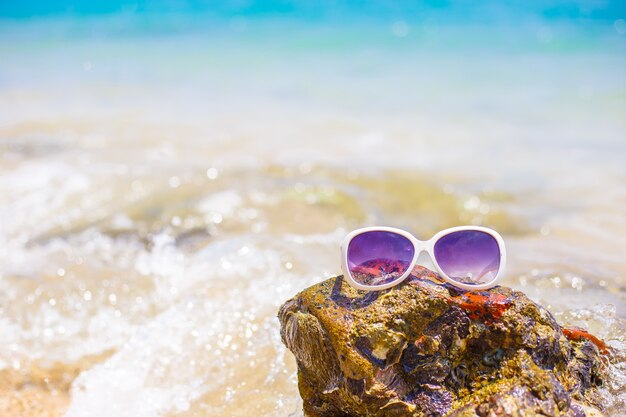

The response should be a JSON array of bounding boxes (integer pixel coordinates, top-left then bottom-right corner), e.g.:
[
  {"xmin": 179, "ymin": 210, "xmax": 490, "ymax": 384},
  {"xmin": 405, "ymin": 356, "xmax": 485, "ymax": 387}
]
[
  {"xmin": 411, "ymin": 242, "xmax": 437, "ymax": 272},
  {"xmin": 413, "ymin": 241, "xmax": 429, "ymax": 256}
]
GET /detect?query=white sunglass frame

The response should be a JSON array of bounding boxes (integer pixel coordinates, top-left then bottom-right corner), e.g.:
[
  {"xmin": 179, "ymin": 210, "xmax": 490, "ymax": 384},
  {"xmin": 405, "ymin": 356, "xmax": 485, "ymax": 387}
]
[{"xmin": 341, "ymin": 225, "xmax": 506, "ymax": 291}]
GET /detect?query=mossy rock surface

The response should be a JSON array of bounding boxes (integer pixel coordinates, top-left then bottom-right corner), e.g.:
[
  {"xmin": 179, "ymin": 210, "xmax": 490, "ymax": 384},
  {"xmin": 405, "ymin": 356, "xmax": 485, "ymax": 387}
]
[{"xmin": 279, "ymin": 267, "xmax": 607, "ymax": 417}]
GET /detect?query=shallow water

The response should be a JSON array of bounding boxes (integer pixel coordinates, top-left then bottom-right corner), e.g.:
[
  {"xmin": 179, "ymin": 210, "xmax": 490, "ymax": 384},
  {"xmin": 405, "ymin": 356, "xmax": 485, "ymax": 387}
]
[{"xmin": 0, "ymin": 10, "xmax": 625, "ymax": 417}]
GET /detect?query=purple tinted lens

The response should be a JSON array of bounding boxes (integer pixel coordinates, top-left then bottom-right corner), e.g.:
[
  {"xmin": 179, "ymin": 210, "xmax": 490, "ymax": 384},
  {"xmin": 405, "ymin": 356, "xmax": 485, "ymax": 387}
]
[
  {"xmin": 347, "ymin": 231, "xmax": 415, "ymax": 287},
  {"xmin": 434, "ymin": 230, "xmax": 501, "ymax": 286}
]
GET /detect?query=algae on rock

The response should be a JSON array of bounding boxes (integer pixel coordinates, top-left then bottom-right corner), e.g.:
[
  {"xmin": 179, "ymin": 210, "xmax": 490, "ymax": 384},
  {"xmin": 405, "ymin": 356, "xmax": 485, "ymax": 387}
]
[{"xmin": 279, "ymin": 267, "xmax": 607, "ymax": 417}]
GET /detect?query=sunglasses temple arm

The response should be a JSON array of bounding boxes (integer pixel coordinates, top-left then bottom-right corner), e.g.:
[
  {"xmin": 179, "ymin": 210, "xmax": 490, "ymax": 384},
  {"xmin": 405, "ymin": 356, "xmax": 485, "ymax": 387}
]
[{"xmin": 475, "ymin": 260, "xmax": 500, "ymax": 281}]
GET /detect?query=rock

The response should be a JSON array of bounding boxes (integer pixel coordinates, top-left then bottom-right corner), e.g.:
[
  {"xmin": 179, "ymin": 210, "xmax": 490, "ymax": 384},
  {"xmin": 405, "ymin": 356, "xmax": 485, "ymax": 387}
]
[{"xmin": 279, "ymin": 266, "xmax": 607, "ymax": 417}]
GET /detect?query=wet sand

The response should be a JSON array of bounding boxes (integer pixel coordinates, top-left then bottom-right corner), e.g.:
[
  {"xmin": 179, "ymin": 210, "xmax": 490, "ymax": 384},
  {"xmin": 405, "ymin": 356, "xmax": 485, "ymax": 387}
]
[{"xmin": 0, "ymin": 352, "xmax": 115, "ymax": 417}]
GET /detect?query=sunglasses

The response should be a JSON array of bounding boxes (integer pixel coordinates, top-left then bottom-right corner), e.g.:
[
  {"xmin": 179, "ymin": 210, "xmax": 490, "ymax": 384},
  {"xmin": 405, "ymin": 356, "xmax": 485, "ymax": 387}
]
[{"xmin": 341, "ymin": 226, "xmax": 506, "ymax": 291}]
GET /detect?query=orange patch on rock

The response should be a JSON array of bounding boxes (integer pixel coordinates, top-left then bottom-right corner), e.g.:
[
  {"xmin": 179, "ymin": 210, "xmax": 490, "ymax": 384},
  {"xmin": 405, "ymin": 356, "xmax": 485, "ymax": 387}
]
[
  {"xmin": 562, "ymin": 327, "xmax": 609, "ymax": 354},
  {"xmin": 446, "ymin": 291, "xmax": 512, "ymax": 324}
]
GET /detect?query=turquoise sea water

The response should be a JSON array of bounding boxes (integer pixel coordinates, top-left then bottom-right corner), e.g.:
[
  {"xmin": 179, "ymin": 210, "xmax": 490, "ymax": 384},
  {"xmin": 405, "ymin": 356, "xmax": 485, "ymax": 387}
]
[
  {"xmin": 1, "ymin": 0, "xmax": 625, "ymax": 20},
  {"xmin": 1, "ymin": 2, "xmax": 625, "ymax": 416}
]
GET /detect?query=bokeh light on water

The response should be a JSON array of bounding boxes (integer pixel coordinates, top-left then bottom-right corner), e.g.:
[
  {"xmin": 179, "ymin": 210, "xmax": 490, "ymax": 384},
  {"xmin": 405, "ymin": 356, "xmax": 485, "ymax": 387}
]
[{"xmin": 0, "ymin": 1, "xmax": 625, "ymax": 416}]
